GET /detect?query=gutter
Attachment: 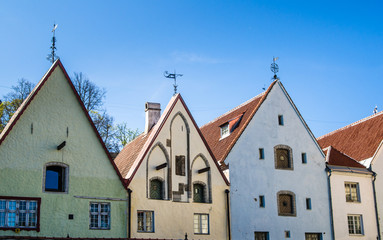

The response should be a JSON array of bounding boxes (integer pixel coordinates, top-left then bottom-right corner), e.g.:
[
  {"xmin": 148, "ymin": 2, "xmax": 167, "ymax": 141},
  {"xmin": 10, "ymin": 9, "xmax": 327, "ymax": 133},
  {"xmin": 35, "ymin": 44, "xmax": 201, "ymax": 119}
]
[
  {"xmin": 225, "ymin": 189, "xmax": 231, "ymax": 240},
  {"xmin": 371, "ymin": 171, "xmax": 381, "ymax": 240},
  {"xmin": 326, "ymin": 166, "xmax": 335, "ymax": 240},
  {"xmin": 127, "ymin": 188, "xmax": 132, "ymax": 239}
]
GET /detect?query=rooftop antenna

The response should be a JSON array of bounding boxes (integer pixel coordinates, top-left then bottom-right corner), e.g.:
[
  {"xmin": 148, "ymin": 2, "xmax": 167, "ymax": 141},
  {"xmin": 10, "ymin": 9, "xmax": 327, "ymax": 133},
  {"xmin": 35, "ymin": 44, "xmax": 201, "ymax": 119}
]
[
  {"xmin": 270, "ymin": 57, "xmax": 279, "ymax": 80},
  {"xmin": 164, "ymin": 70, "xmax": 183, "ymax": 95},
  {"xmin": 47, "ymin": 23, "xmax": 59, "ymax": 63}
]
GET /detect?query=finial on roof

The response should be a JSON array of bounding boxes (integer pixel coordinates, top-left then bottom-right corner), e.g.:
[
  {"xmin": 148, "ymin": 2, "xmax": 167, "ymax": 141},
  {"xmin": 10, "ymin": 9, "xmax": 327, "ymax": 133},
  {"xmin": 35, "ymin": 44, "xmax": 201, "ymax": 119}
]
[
  {"xmin": 164, "ymin": 70, "xmax": 183, "ymax": 96},
  {"xmin": 374, "ymin": 105, "xmax": 378, "ymax": 114},
  {"xmin": 47, "ymin": 23, "xmax": 59, "ymax": 64},
  {"xmin": 270, "ymin": 57, "xmax": 279, "ymax": 81}
]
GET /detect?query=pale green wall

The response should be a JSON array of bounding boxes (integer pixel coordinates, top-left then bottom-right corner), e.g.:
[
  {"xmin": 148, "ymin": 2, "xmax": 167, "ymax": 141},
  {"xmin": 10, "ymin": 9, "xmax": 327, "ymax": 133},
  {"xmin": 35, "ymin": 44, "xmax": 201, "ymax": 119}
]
[{"xmin": 0, "ymin": 65, "xmax": 127, "ymax": 238}]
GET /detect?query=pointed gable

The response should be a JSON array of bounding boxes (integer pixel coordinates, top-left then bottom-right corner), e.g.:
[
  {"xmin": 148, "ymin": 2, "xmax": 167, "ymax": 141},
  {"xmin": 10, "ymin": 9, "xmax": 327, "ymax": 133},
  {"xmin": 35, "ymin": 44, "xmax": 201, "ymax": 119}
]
[
  {"xmin": 318, "ymin": 111, "xmax": 383, "ymax": 162},
  {"xmin": 114, "ymin": 94, "xmax": 229, "ymax": 186},
  {"xmin": 325, "ymin": 146, "xmax": 367, "ymax": 169},
  {"xmin": 0, "ymin": 59, "xmax": 127, "ymax": 190}
]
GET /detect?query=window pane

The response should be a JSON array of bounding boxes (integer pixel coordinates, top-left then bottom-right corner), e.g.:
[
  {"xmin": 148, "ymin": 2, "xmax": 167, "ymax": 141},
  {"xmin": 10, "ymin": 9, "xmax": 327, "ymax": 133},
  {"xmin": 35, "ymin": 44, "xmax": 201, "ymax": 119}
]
[
  {"xmin": 18, "ymin": 212, "xmax": 26, "ymax": 227},
  {"xmin": 0, "ymin": 212, "xmax": 5, "ymax": 227},
  {"xmin": 8, "ymin": 201, "xmax": 16, "ymax": 211},
  {"xmin": 19, "ymin": 201, "xmax": 27, "ymax": 211},
  {"xmin": 137, "ymin": 212, "xmax": 144, "ymax": 231},
  {"xmin": 90, "ymin": 214, "xmax": 98, "ymax": 228},
  {"xmin": 101, "ymin": 215, "xmax": 109, "ymax": 228},
  {"xmin": 90, "ymin": 203, "xmax": 98, "ymax": 213},
  {"xmin": 0, "ymin": 200, "xmax": 6, "ymax": 210},
  {"xmin": 29, "ymin": 213, "xmax": 37, "ymax": 227},
  {"xmin": 8, "ymin": 212, "xmax": 16, "ymax": 227},
  {"xmin": 29, "ymin": 201, "xmax": 37, "ymax": 211},
  {"xmin": 145, "ymin": 212, "xmax": 152, "ymax": 232}
]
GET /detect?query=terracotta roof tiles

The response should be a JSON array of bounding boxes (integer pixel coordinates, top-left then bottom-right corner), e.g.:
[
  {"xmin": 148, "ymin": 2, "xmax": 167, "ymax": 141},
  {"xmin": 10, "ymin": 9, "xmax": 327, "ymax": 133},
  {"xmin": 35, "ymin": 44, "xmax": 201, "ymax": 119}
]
[{"xmin": 325, "ymin": 146, "xmax": 366, "ymax": 169}]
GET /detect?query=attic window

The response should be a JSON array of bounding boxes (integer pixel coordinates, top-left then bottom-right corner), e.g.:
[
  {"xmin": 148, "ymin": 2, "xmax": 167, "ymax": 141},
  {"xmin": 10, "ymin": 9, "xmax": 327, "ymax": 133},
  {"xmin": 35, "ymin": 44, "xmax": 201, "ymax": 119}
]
[{"xmin": 220, "ymin": 123, "xmax": 230, "ymax": 138}]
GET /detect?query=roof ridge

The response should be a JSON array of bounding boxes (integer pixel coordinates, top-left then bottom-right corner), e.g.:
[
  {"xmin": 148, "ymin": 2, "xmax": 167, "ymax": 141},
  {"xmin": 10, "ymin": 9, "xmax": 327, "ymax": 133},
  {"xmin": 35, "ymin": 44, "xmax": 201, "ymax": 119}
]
[
  {"xmin": 201, "ymin": 91, "xmax": 266, "ymax": 128},
  {"xmin": 318, "ymin": 111, "xmax": 383, "ymax": 140}
]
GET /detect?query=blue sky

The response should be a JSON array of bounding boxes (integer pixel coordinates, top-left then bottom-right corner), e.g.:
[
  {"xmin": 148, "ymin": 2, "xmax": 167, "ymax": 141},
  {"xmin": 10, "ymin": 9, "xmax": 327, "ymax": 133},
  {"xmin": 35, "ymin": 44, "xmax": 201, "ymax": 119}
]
[{"xmin": 0, "ymin": 1, "xmax": 382, "ymax": 137}]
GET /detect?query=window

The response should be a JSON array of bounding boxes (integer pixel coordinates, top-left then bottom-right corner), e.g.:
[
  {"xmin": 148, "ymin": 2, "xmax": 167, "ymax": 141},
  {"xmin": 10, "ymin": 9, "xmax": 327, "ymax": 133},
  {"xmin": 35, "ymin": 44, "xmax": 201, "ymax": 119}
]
[
  {"xmin": 275, "ymin": 145, "xmax": 293, "ymax": 170},
  {"xmin": 259, "ymin": 195, "xmax": 265, "ymax": 208},
  {"xmin": 193, "ymin": 183, "xmax": 205, "ymax": 203},
  {"xmin": 254, "ymin": 232, "xmax": 269, "ymax": 240},
  {"xmin": 345, "ymin": 182, "xmax": 360, "ymax": 202},
  {"xmin": 278, "ymin": 115, "xmax": 284, "ymax": 126},
  {"xmin": 259, "ymin": 148, "xmax": 265, "ymax": 160},
  {"xmin": 285, "ymin": 230, "xmax": 290, "ymax": 238},
  {"xmin": 302, "ymin": 153, "xmax": 307, "ymax": 164},
  {"xmin": 348, "ymin": 215, "xmax": 363, "ymax": 235},
  {"xmin": 220, "ymin": 123, "xmax": 230, "ymax": 138},
  {"xmin": 306, "ymin": 198, "xmax": 312, "ymax": 210},
  {"xmin": 44, "ymin": 163, "xmax": 68, "ymax": 193},
  {"xmin": 175, "ymin": 155, "xmax": 185, "ymax": 176},
  {"xmin": 194, "ymin": 213, "xmax": 209, "ymax": 234},
  {"xmin": 0, "ymin": 197, "xmax": 40, "ymax": 231},
  {"xmin": 137, "ymin": 211, "xmax": 154, "ymax": 232},
  {"xmin": 89, "ymin": 202, "xmax": 110, "ymax": 229},
  {"xmin": 305, "ymin": 233, "xmax": 322, "ymax": 240},
  {"xmin": 150, "ymin": 179, "xmax": 163, "ymax": 200},
  {"xmin": 277, "ymin": 191, "xmax": 296, "ymax": 216}
]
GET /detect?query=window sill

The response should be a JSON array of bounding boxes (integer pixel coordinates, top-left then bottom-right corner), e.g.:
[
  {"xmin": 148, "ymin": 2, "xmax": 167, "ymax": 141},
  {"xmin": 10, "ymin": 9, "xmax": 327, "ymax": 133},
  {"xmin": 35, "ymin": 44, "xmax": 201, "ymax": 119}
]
[{"xmin": 0, "ymin": 227, "xmax": 39, "ymax": 232}]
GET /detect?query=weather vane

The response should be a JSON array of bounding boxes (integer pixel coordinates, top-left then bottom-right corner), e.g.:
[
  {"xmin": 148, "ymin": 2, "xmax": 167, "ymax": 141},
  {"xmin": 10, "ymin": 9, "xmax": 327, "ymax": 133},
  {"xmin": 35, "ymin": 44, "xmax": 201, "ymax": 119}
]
[
  {"xmin": 164, "ymin": 70, "xmax": 183, "ymax": 95},
  {"xmin": 270, "ymin": 57, "xmax": 279, "ymax": 80},
  {"xmin": 47, "ymin": 23, "xmax": 59, "ymax": 63}
]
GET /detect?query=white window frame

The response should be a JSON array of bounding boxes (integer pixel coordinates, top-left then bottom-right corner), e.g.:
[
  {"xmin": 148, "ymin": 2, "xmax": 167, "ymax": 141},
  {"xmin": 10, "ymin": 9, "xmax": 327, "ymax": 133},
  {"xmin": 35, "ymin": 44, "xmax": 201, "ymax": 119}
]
[
  {"xmin": 194, "ymin": 213, "xmax": 209, "ymax": 235},
  {"xmin": 89, "ymin": 202, "xmax": 110, "ymax": 230},
  {"xmin": 0, "ymin": 199, "xmax": 38, "ymax": 229},
  {"xmin": 348, "ymin": 214, "xmax": 363, "ymax": 235},
  {"xmin": 137, "ymin": 210, "xmax": 154, "ymax": 233},
  {"xmin": 220, "ymin": 123, "xmax": 230, "ymax": 139},
  {"xmin": 345, "ymin": 182, "xmax": 360, "ymax": 202}
]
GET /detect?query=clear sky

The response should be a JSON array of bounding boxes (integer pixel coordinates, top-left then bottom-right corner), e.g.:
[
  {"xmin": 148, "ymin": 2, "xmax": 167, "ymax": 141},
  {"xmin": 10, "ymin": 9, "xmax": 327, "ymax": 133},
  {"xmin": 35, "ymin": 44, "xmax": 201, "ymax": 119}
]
[{"xmin": 0, "ymin": 1, "xmax": 382, "ymax": 138}]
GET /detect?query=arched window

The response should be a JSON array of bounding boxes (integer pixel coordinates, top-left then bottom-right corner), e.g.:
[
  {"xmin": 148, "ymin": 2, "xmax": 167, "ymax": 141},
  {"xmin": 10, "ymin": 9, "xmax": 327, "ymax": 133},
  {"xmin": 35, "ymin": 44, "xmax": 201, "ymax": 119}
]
[
  {"xmin": 43, "ymin": 163, "xmax": 68, "ymax": 193},
  {"xmin": 277, "ymin": 191, "xmax": 296, "ymax": 216},
  {"xmin": 150, "ymin": 179, "xmax": 163, "ymax": 200},
  {"xmin": 193, "ymin": 183, "xmax": 205, "ymax": 203},
  {"xmin": 274, "ymin": 145, "xmax": 293, "ymax": 170}
]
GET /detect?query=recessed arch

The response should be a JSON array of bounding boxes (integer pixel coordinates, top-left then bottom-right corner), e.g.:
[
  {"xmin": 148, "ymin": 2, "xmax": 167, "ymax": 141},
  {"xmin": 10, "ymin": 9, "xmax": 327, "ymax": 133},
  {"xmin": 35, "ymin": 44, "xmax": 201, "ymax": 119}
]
[{"xmin": 191, "ymin": 153, "xmax": 212, "ymax": 203}]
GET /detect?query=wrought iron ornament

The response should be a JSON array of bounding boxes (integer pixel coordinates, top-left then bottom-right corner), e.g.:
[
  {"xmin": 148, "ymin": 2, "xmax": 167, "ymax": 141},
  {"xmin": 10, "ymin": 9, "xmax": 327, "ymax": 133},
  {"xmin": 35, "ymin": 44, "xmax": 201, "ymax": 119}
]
[
  {"xmin": 47, "ymin": 24, "xmax": 59, "ymax": 63},
  {"xmin": 270, "ymin": 57, "xmax": 279, "ymax": 80},
  {"xmin": 164, "ymin": 70, "xmax": 183, "ymax": 95}
]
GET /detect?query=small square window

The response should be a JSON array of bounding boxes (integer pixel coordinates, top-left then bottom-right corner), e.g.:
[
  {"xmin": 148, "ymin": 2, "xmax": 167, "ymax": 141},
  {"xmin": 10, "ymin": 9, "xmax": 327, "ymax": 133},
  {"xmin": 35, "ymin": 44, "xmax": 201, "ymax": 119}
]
[
  {"xmin": 194, "ymin": 213, "xmax": 209, "ymax": 235},
  {"xmin": 259, "ymin": 195, "xmax": 265, "ymax": 208},
  {"xmin": 306, "ymin": 198, "xmax": 312, "ymax": 210},
  {"xmin": 302, "ymin": 153, "xmax": 307, "ymax": 164},
  {"xmin": 285, "ymin": 230, "xmax": 291, "ymax": 238},
  {"xmin": 259, "ymin": 148, "xmax": 265, "ymax": 160},
  {"xmin": 348, "ymin": 215, "xmax": 363, "ymax": 235},
  {"xmin": 345, "ymin": 182, "xmax": 360, "ymax": 202},
  {"xmin": 278, "ymin": 115, "xmax": 284, "ymax": 126},
  {"xmin": 255, "ymin": 232, "xmax": 269, "ymax": 240},
  {"xmin": 137, "ymin": 210, "xmax": 154, "ymax": 232},
  {"xmin": 89, "ymin": 202, "xmax": 110, "ymax": 229}
]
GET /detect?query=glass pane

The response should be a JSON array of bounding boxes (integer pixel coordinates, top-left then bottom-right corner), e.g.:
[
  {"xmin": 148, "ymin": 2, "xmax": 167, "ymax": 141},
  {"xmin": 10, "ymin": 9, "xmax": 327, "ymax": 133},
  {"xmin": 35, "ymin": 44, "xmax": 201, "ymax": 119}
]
[
  {"xmin": 29, "ymin": 213, "xmax": 37, "ymax": 227},
  {"xmin": 90, "ymin": 203, "xmax": 98, "ymax": 213},
  {"xmin": 18, "ymin": 212, "xmax": 26, "ymax": 226},
  {"xmin": 19, "ymin": 201, "xmax": 26, "ymax": 211},
  {"xmin": 137, "ymin": 212, "xmax": 143, "ymax": 231},
  {"xmin": 193, "ymin": 214, "xmax": 200, "ymax": 233},
  {"xmin": 0, "ymin": 200, "xmax": 5, "ymax": 210},
  {"xmin": 0, "ymin": 212, "xmax": 5, "ymax": 227},
  {"xmin": 90, "ymin": 214, "xmax": 98, "ymax": 228},
  {"xmin": 8, "ymin": 212, "xmax": 16, "ymax": 227},
  {"xmin": 101, "ymin": 204, "xmax": 109, "ymax": 213},
  {"xmin": 101, "ymin": 215, "xmax": 109, "ymax": 228},
  {"xmin": 145, "ymin": 212, "xmax": 152, "ymax": 232},
  {"xmin": 46, "ymin": 169, "xmax": 59, "ymax": 190},
  {"xmin": 8, "ymin": 201, "xmax": 16, "ymax": 211},
  {"xmin": 348, "ymin": 216, "xmax": 354, "ymax": 234},
  {"xmin": 29, "ymin": 201, "xmax": 37, "ymax": 211}
]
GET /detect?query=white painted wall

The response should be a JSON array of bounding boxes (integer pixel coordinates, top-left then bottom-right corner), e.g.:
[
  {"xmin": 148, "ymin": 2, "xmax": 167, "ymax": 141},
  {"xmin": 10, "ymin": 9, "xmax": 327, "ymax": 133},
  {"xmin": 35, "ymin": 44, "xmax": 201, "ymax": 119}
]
[
  {"xmin": 227, "ymin": 82, "xmax": 332, "ymax": 240},
  {"xmin": 371, "ymin": 143, "xmax": 383, "ymax": 238},
  {"xmin": 329, "ymin": 171, "xmax": 378, "ymax": 239}
]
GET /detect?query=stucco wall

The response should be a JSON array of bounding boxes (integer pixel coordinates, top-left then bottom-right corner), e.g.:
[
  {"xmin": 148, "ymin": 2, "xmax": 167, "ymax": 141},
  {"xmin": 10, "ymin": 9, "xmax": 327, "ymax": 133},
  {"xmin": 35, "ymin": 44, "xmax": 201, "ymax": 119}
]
[
  {"xmin": 0, "ymin": 66, "xmax": 127, "ymax": 238},
  {"xmin": 371, "ymin": 145, "xmax": 383, "ymax": 237},
  {"xmin": 227, "ymin": 82, "xmax": 332, "ymax": 240},
  {"xmin": 330, "ymin": 172, "xmax": 378, "ymax": 239},
  {"xmin": 129, "ymin": 99, "xmax": 229, "ymax": 239}
]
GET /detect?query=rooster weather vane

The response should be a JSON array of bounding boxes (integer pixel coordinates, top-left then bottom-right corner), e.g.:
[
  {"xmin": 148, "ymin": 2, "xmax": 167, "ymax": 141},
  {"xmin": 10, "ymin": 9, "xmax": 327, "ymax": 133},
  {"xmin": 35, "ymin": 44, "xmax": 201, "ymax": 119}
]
[{"xmin": 164, "ymin": 70, "xmax": 183, "ymax": 96}]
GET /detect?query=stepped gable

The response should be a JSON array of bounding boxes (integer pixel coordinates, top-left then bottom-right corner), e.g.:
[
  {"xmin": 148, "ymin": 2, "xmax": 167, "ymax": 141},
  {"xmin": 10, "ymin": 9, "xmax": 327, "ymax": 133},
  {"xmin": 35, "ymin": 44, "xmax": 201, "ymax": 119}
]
[
  {"xmin": 318, "ymin": 111, "xmax": 383, "ymax": 161},
  {"xmin": 200, "ymin": 80, "xmax": 277, "ymax": 164},
  {"xmin": 326, "ymin": 146, "xmax": 366, "ymax": 169}
]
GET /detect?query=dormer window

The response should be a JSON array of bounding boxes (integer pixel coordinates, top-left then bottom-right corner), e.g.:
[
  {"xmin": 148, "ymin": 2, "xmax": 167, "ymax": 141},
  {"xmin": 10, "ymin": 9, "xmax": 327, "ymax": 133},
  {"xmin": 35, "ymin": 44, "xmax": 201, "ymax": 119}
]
[{"xmin": 220, "ymin": 123, "xmax": 230, "ymax": 138}]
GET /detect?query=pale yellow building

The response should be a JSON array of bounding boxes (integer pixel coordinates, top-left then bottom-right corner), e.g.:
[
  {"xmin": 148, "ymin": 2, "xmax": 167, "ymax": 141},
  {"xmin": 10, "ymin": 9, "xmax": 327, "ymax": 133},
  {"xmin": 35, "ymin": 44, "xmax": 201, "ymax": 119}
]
[{"xmin": 114, "ymin": 94, "xmax": 230, "ymax": 239}]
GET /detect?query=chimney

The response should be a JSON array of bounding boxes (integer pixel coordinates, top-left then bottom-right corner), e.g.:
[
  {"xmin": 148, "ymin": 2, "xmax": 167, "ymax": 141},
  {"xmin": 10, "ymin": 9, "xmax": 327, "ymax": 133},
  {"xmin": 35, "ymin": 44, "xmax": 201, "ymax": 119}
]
[{"xmin": 145, "ymin": 102, "xmax": 161, "ymax": 134}]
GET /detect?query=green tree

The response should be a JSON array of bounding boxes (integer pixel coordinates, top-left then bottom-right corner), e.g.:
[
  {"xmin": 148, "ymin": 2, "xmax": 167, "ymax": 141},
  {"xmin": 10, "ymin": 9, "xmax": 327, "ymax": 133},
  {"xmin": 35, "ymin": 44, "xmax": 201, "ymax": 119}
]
[{"xmin": 115, "ymin": 122, "xmax": 141, "ymax": 149}]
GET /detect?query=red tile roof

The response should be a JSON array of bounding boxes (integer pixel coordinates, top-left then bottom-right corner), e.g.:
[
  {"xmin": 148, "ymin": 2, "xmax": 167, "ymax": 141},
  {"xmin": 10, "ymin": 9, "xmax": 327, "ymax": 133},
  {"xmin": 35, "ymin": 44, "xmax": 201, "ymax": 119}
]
[
  {"xmin": 325, "ymin": 146, "xmax": 366, "ymax": 169},
  {"xmin": 200, "ymin": 80, "xmax": 277, "ymax": 164},
  {"xmin": 0, "ymin": 59, "xmax": 128, "ymax": 190},
  {"xmin": 317, "ymin": 111, "xmax": 383, "ymax": 161}
]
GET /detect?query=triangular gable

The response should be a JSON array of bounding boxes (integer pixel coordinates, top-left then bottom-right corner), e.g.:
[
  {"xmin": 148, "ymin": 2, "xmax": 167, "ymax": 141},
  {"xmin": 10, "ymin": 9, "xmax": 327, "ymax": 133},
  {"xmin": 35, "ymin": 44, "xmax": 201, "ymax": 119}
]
[
  {"xmin": 115, "ymin": 93, "xmax": 230, "ymax": 186},
  {"xmin": 201, "ymin": 80, "xmax": 325, "ymax": 164},
  {"xmin": 325, "ymin": 146, "xmax": 367, "ymax": 169},
  {"xmin": 0, "ymin": 59, "xmax": 127, "ymax": 190}
]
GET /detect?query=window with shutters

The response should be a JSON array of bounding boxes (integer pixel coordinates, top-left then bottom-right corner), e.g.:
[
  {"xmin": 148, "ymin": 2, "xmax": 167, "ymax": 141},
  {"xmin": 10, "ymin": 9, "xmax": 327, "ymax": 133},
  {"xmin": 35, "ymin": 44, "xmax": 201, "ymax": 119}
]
[
  {"xmin": 176, "ymin": 155, "xmax": 185, "ymax": 176},
  {"xmin": 274, "ymin": 145, "xmax": 293, "ymax": 170},
  {"xmin": 150, "ymin": 179, "xmax": 163, "ymax": 200},
  {"xmin": 277, "ymin": 191, "xmax": 296, "ymax": 216},
  {"xmin": 193, "ymin": 183, "xmax": 205, "ymax": 203}
]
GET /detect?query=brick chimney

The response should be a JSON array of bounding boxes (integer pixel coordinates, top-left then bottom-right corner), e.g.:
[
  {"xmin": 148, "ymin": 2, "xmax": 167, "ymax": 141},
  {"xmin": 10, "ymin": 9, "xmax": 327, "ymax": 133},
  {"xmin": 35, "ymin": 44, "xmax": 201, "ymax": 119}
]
[{"xmin": 145, "ymin": 102, "xmax": 161, "ymax": 134}]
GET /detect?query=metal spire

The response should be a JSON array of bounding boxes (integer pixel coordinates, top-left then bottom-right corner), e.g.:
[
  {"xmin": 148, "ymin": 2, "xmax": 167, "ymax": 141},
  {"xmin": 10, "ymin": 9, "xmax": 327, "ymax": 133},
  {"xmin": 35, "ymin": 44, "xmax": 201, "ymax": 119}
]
[
  {"xmin": 164, "ymin": 70, "xmax": 183, "ymax": 95},
  {"xmin": 270, "ymin": 57, "xmax": 279, "ymax": 80},
  {"xmin": 47, "ymin": 23, "xmax": 59, "ymax": 63}
]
